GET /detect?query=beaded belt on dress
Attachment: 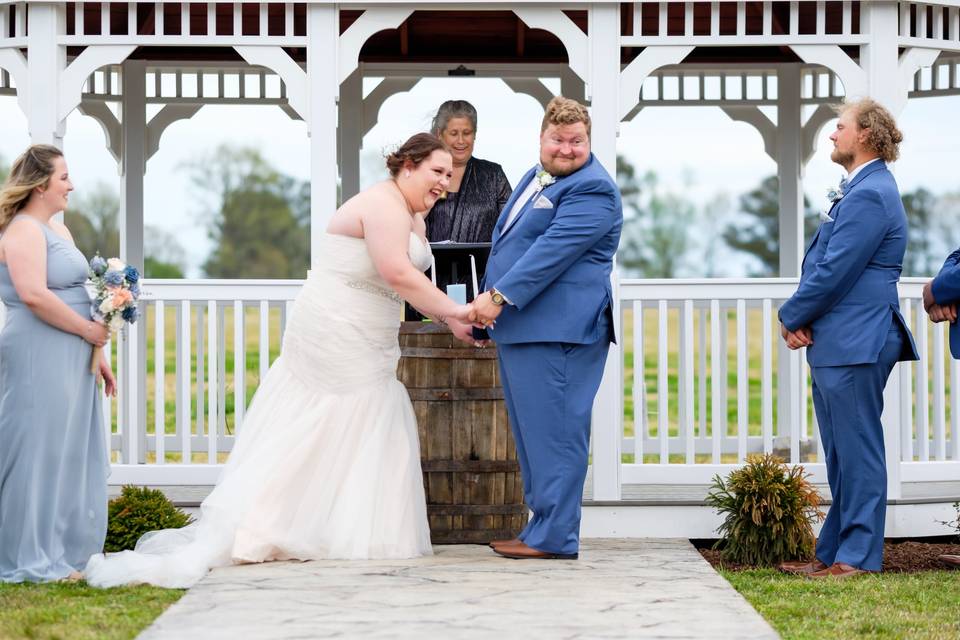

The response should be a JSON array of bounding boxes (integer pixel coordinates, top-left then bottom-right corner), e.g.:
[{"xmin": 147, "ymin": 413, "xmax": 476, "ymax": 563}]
[{"xmin": 344, "ymin": 279, "xmax": 403, "ymax": 304}]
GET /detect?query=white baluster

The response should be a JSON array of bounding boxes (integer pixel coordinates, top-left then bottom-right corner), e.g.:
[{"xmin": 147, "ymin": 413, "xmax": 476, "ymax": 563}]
[
  {"xmin": 101, "ymin": 1, "xmax": 110, "ymax": 36},
  {"xmin": 154, "ymin": 300, "xmax": 165, "ymax": 464},
  {"xmin": 762, "ymin": 298, "xmax": 772, "ymax": 453},
  {"xmin": 710, "ymin": 299, "xmax": 721, "ymax": 463},
  {"xmin": 658, "ymin": 300, "xmax": 669, "ymax": 463},
  {"xmin": 259, "ymin": 300, "xmax": 269, "ymax": 383},
  {"xmin": 207, "ymin": 300, "xmax": 217, "ymax": 463},
  {"xmin": 208, "ymin": 2, "xmax": 216, "ymax": 36},
  {"xmin": 632, "ymin": 301, "xmax": 645, "ymax": 460},
  {"xmin": 234, "ymin": 300, "xmax": 245, "ymax": 432},
  {"xmin": 917, "ymin": 303, "xmax": 929, "ymax": 461},
  {"xmin": 736, "ymin": 299, "xmax": 747, "ymax": 462},
  {"xmin": 179, "ymin": 301, "xmax": 191, "ymax": 463},
  {"xmin": 933, "ymin": 320, "xmax": 946, "ymax": 460},
  {"xmin": 900, "ymin": 299, "xmax": 915, "ymax": 461},
  {"xmin": 683, "ymin": 299, "xmax": 695, "ymax": 463}
]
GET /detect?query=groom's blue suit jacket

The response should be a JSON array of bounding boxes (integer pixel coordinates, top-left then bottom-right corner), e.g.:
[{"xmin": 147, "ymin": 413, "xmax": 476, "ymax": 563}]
[
  {"xmin": 930, "ymin": 248, "xmax": 960, "ymax": 358},
  {"xmin": 779, "ymin": 160, "xmax": 918, "ymax": 367},
  {"xmin": 481, "ymin": 154, "xmax": 622, "ymax": 345}
]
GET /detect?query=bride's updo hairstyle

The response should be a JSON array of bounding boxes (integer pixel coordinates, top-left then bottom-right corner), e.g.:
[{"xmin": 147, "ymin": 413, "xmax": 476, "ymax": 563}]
[{"xmin": 385, "ymin": 133, "xmax": 448, "ymax": 178}]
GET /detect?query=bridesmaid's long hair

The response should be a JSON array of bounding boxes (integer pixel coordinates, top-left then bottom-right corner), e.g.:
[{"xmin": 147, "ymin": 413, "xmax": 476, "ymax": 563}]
[{"xmin": 0, "ymin": 144, "xmax": 63, "ymax": 232}]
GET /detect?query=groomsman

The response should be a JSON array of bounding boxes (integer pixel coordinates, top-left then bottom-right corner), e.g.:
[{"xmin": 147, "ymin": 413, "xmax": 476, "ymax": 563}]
[
  {"xmin": 923, "ymin": 241, "xmax": 960, "ymax": 572},
  {"xmin": 777, "ymin": 98, "xmax": 918, "ymax": 578}
]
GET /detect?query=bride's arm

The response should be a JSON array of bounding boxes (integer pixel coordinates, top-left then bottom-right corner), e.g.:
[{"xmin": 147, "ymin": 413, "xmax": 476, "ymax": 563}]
[{"xmin": 361, "ymin": 202, "xmax": 470, "ymax": 323}]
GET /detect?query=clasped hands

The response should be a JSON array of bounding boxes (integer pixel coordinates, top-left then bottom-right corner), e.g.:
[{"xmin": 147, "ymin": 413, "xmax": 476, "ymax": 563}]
[
  {"xmin": 780, "ymin": 323, "xmax": 813, "ymax": 351},
  {"xmin": 446, "ymin": 290, "xmax": 503, "ymax": 347},
  {"xmin": 923, "ymin": 281, "xmax": 957, "ymax": 324}
]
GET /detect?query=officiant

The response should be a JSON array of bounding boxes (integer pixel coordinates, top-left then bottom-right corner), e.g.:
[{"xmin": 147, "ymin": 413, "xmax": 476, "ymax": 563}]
[{"xmin": 425, "ymin": 100, "xmax": 512, "ymax": 244}]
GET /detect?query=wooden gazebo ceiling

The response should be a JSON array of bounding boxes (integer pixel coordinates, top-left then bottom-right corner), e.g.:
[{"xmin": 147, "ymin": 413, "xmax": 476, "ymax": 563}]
[{"xmin": 64, "ymin": 3, "xmax": 865, "ymax": 66}]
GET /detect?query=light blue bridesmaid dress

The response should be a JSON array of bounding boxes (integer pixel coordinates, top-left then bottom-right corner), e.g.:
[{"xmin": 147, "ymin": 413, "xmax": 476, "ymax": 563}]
[{"xmin": 0, "ymin": 214, "xmax": 108, "ymax": 582}]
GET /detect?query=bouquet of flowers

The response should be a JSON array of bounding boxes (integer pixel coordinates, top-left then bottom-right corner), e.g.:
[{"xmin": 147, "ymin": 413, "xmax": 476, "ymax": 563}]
[{"xmin": 88, "ymin": 254, "xmax": 141, "ymax": 373}]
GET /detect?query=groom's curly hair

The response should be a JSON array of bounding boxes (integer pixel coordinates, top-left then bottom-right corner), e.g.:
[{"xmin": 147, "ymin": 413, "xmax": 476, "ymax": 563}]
[
  {"xmin": 541, "ymin": 96, "xmax": 591, "ymax": 137},
  {"xmin": 839, "ymin": 98, "xmax": 903, "ymax": 163}
]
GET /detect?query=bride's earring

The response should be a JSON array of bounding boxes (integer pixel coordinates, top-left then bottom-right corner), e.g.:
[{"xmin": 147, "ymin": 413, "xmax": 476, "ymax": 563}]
[{"xmin": 404, "ymin": 171, "xmax": 410, "ymax": 178}]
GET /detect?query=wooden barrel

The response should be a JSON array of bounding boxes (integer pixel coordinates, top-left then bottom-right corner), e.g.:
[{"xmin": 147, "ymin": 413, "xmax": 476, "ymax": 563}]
[{"xmin": 397, "ymin": 321, "xmax": 528, "ymax": 544}]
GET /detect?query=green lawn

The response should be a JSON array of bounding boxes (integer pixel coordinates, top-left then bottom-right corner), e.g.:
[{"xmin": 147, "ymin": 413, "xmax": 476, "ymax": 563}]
[
  {"xmin": 723, "ymin": 569, "xmax": 960, "ymax": 639},
  {"xmin": 0, "ymin": 582, "xmax": 183, "ymax": 640}
]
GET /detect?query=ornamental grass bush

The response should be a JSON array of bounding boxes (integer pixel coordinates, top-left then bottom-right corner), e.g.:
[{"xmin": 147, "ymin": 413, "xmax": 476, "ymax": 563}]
[
  {"xmin": 705, "ymin": 453, "xmax": 824, "ymax": 567},
  {"xmin": 104, "ymin": 485, "xmax": 193, "ymax": 552}
]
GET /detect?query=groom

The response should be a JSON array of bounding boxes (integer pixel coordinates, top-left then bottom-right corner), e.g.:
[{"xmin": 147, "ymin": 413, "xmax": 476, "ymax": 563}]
[{"xmin": 469, "ymin": 96, "xmax": 622, "ymax": 560}]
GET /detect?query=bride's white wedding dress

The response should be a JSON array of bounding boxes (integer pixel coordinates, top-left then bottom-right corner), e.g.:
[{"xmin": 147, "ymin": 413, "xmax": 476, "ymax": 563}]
[{"xmin": 84, "ymin": 232, "xmax": 434, "ymax": 588}]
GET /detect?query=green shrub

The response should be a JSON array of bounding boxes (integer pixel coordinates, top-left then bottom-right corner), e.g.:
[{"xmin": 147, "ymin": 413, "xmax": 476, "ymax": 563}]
[
  {"xmin": 705, "ymin": 453, "xmax": 824, "ymax": 567},
  {"xmin": 104, "ymin": 485, "xmax": 193, "ymax": 552}
]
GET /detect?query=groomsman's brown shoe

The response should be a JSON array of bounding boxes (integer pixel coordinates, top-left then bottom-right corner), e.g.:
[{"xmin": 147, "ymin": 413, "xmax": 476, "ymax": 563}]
[
  {"xmin": 492, "ymin": 540, "xmax": 578, "ymax": 560},
  {"xmin": 808, "ymin": 562, "xmax": 869, "ymax": 579},
  {"xmin": 778, "ymin": 559, "xmax": 828, "ymax": 575},
  {"xmin": 489, "ymin": 538, "xmax": 521, "ymax": 549},
  {"xmin": 939, "ymin": 554, "xmax": 960, "ymax": 569}
]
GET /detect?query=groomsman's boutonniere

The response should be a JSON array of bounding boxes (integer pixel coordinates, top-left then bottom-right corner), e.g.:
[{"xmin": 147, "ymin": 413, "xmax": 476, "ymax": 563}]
[
  {"xmin": 826, "ymin": 182, "xmax": 845, "ymax": 204},
  {"xmin": 534, "ymin": 169, "xmax": 556, "ymax": 191}
]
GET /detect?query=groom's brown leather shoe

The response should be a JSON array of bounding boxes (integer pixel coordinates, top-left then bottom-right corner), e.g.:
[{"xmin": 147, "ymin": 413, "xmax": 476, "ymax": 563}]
[
  {"xmin": 492, "ymin": 540, "xmax": 578, "ymax": 560},
  {"xmin": 489, "ymin": 538, "xmax": 521, "ymax": 549},
  {"xmin": 778, "ymin": 559, "xmax": 828, "ymax": 575},
  {"xmin": 808, "ymin": 562, "xmax": 869, "ymax": 579}
]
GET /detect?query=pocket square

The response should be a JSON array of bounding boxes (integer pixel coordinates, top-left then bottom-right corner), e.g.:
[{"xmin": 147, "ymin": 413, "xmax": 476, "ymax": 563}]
[
  {"xmin": 819, "ymin": 211, "xmax": 834, "ymax": 222},
  {"xmin": 532, "ymin": 195, "xmax": 554, "ymax": 209}
]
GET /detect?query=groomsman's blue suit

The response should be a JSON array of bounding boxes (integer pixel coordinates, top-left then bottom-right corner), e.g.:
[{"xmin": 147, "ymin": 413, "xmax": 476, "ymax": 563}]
[
  {"xmin": 481, "ymin": 154, "xmax": 622, "ymax": 556},
  {"xmin": 930, "ymin": 248, "xmax": 960, "ymax": 358},
  {"xmin": 779, "ymin": 159, "xmax": 918, "ymax": 571}
]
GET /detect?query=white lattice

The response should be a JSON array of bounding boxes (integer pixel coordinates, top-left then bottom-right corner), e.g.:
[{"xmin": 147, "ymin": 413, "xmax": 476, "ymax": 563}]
[
  {"xmin": 622, "ymin": 0, "xmax": 866, "ymax": 46},
  {"xmin": 0, "ymin": 1, "xmax": 27, "ymax": 47},
  {"xmin": 63, "ymin": 1, "xmax": 306, "ymax": 46},
  {"xmin": 899, "ymin": 2, "xmax": 960, "ymax": 51},
  {"xmin": 80, "ymin": 63, "xmax": 291, "ymax": 106}
]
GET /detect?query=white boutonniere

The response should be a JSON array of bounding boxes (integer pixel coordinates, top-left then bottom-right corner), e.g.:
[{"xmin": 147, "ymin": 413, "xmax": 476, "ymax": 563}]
[
  {"xmin": 826, "ymin": 183, "xmax": 845, "ymax": 204},
  {"xmin": 534, "ymin": 169, "xmax": 556, "ymax": 191}
]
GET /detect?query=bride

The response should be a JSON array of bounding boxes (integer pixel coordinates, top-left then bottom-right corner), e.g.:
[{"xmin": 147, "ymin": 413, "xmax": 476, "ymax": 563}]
[{"xmin": 85, "ymin": 133, "xmax": 477, "ymax": 588}]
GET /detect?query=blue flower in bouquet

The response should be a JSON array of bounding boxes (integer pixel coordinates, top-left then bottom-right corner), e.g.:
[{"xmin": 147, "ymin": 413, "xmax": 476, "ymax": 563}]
[
  {"xmin": 103, "ymin": 270, "xmax": 125, "ymax": 286},
  {"xmin": 89, "ymin": 255, "xmax": 108, "ymax": 276},
  {"xmin": 121, "ymin": 305, "xmax": 139, "ymax": 323},
  {"xmin": 129, "ymin": 282, "xmax": 141, "ymax": 297},
  {"xmin": 124, "ymin": 265, "xmax": 140, "ymax": 284}
]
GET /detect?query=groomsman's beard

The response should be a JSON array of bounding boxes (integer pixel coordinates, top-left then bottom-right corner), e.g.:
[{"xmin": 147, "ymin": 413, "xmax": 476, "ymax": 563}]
[{"xmin": 831, "ymin": 147, "xmax": 855, "ymax": 168}]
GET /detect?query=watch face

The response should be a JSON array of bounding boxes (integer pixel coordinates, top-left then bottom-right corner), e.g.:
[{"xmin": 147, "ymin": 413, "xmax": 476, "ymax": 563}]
[{"xmin": 492, "ymin": 292, "xmax": 504, "ymax": 305}]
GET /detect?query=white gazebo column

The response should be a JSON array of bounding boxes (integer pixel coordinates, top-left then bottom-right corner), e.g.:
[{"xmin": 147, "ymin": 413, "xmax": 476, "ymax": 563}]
[
  {"xmin": 339, "ymin": 68, "xmax": 363, "ymax": 201},
  {"xmin": 774, "ymin": 64, "xmax": 805, "ymax": 442},
  {"xmin": 119, "ymin": 58, "xmax": 147, "ymax": 463},
  {"xmin": 26, "ymin": 3, "xmax": 65, "ymax": 146},
  {"xmin": 776, "ymin": 65, "xmax": 804, "ymax": 278},
  {"xmin": 587, "ymin": 3, "xmax": 622, "ymax": 501},
  {"xmin": 861, "ymin": 1, "xmax": 903, "ymax": 114},
  {"xmin": 307, "ymin": 4, "xmax": 340, "ymax": 266}
]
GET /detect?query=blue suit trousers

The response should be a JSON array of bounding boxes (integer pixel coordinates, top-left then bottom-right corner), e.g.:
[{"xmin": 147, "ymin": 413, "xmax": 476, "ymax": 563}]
[
  {"xmin": 811, "ymin": 324, "xmax": 903, "ymax": 571},
  {"xmin": 497, "ymin": 338, "xmax": 609, "ymax": 555}
]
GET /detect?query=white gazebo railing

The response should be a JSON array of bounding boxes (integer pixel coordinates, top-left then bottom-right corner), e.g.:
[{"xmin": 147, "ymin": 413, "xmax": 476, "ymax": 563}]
[{"xmin": 105, "ymin": 277, "xmax": 960, "ymax": 502}]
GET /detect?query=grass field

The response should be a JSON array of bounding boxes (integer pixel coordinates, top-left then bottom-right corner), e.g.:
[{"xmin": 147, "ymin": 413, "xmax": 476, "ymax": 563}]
[{"xmin": 723, "ymin": 569, "xmax": 960, "ymax": 640}]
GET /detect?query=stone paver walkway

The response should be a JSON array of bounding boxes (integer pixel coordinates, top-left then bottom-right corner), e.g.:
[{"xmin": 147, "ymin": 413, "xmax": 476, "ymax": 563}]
[{"xmin": 139, "ymin": 539, "xmax": 778, "ymax": 639}]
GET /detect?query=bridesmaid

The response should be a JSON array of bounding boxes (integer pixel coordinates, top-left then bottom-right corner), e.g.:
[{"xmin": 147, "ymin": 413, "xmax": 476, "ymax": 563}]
[{"xmin": 0, "ymin": 145, "xmax": 117, "ymax": 583}]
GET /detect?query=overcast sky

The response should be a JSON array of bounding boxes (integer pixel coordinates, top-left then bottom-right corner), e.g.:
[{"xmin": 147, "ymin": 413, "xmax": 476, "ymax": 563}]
[{"xmin": 1, "ymin": 77, "xmax": 957, "ymax": 277}]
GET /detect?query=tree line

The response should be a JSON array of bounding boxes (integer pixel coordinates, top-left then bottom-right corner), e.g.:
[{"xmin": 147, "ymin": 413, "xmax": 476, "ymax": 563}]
[{"xmin": 0, "ymin": 149, "xmax": 956, "ymax": 279}]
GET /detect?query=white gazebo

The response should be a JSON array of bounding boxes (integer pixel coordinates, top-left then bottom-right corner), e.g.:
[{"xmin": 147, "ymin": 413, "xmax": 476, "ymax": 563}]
[{"xmin": 2, "ymin": 0, "xmax": 958, "ymax": 536}]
